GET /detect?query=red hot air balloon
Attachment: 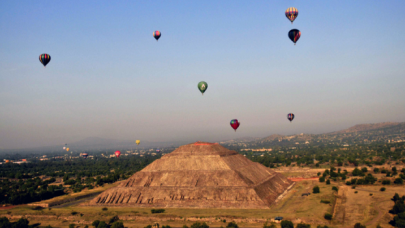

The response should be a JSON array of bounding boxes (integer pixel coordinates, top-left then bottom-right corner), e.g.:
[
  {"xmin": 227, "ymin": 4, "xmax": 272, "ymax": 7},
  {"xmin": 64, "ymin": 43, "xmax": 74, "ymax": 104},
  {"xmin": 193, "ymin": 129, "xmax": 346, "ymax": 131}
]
[
  {"xmin": 153, "ymin": 31, "xmax": 161, "ymax": 41},
  {"xmin": 230, "ymin": 119, "xmax": 240, "ymax": 132},
  {"xmin": 115, "ymin": 151, "xmax": 121, "ymax": 158}
]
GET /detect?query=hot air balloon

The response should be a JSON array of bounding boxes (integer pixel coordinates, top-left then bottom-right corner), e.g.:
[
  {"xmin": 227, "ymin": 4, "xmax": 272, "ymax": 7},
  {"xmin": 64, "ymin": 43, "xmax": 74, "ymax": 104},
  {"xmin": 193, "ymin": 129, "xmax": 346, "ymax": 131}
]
[
  {"xmin": 63, "ymin": 147, "xmax": 66, "ymax": 150},
  {"xmin": 115, "ymin": 151, "xmax": 121, "ymax": 158},
  {"xmin": 66, "ymin": 148, "xmax": 70, "ymax": 152},
  {"xmin": 153, "ymin": 31, "xmax": 161, "ymax": 41},
  {"xmin": 39, "ymin": 54, "xmax": 51, "ymax": 67},
  {"xmin": 287, "ymin": 113, "xmax": 295, "ymax": 122},
  {"xmin": 285, "ymin": 7, "xmax": 298, "ymax": 24},
  {"xmin": 288, "ymin": 29, "xmax": 301, "ymax": 45},
  {"xmin": 198, "ymin": 81, "xmax": 208, "ymax": 95},
  {"xmin": 156, "ymin": 149, "xmax": 160, "ymax": 153},
  {"xmin": 136, "ymin": 140, "xmax": 140, "ymax": 145},
  {"xmin": 230, "ymin": 119, "xmax": 240, "ymax": 132},
  {"xmin": 82, "ymin": 153, "xmax": 88, "ymax": 159}
]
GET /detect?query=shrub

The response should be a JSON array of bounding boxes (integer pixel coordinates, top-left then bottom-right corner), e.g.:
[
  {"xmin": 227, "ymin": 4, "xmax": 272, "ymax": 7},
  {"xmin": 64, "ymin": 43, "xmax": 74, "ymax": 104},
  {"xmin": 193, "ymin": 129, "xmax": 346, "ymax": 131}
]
[
  {"xmin": 190, "ymin": 222, "xmax": 209, "ymax": 228},
  {"xmin": 313, "ymin": 186, "xmax": 320, "ymax": 194},
  {"xmin": 354, "ymin": 223, "xmax": 366, "ymax": 228},
  {"xmin": 263, "ymin": 222, "xmax": 277, "ymax": 228},
  {"xmin": 376, "ymin": 224, "xmax": 382, "ymax": 228},
  {"xmin": 394, "ymin": 178, "xmax": 404, "ymax": 184},
  {"xmin": 332, "ymin": 186, "xmax": 338, "ymax": 192},
  {"xmin": 380, "ymin": 187, "xmax": 386, "ymax": 191},
  {"xmin": 352, "ymin": 186, "xmax": 356, "ymax": 189},
  {"xmin": 32, "ymin": 206, "xmax": 44, "ymax": 210},
  {"xmin": 326, "ymin": 180, "xmax": 330, "ymax": 185},
  {"xmin": 111, "ymin": 222, "xmax": 124, "ymax": 228},
  {"xmin": 355, "ymin": 191, "xmax": 358, "ymax": 194},
  {"xmin": 162, "ymin": 226, "xmax": 172, "ymax": 228},
  {"xmin": 321, "ymin": 200, "xmax": 330, "ymax": 204},
  {"xmin": 370, "ymin": 193, "xmax": 373, "ymax": 196},
  {"xmin": 69, "ymin": 224, "xmax": 75, "ymax": 228},
  {"xmin": 296, "ymin": 223, "xmax": 310, "ymax": 228},
  {"xmin": 151, "ymin": 209, "xmax": 165, "ymax": 214},
  {"xmin": 102, "ymin": 207, "xmax": 108, "ymax": 211},
  {"xmin": 71, "ymin": 211, "xmax": 78, "ymax": 215},
  {"xmin": 226, "ymin": 222, "xmax": 238, "ymax": 228},
  {"xmin": 280, "ymin": 220, "xmax": 294, "ymax": 228},
  {"xmin": 145, "ymin": 226, "xmax": 152, "ymax": 228},
  {"xmin": 324, "ymin": 213, "xmax": 332, "ymax": 220},
  {"xmin": 317, "ymin": 226, "xmax": 329, "ymax": 228},
  {"xmin": 183, "ymin": 225, "xmax": 189, "ymax": 228},
  {"xmin": 373, "ymin": 168, "xmax": 380, "ymax": 173},
  {"xmin": 382, "ymin": 180, "xmax": 391, "ymax": 185}
]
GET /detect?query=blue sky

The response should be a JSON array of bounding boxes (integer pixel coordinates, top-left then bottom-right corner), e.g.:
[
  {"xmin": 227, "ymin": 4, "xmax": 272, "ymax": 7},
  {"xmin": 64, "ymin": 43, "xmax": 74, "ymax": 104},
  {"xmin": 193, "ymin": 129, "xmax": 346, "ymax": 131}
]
[{"xmin": 1, "ymin": 1, "xmax": 405, "ymax": 149}]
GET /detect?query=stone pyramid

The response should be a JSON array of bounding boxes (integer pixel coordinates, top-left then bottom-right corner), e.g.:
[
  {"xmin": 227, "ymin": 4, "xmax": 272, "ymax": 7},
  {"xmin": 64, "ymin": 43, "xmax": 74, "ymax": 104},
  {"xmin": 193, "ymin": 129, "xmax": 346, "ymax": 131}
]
[{"xmin": 89, "ymin": 142, "xmax": 292, "ymax": 209}]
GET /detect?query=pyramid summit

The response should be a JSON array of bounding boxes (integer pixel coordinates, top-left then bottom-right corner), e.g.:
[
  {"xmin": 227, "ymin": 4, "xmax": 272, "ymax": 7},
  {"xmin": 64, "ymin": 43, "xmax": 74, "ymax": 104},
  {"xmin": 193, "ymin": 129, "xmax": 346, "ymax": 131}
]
[{"xmin": 88, "ymin": 142, "xmax": 292, "ymax": 209}]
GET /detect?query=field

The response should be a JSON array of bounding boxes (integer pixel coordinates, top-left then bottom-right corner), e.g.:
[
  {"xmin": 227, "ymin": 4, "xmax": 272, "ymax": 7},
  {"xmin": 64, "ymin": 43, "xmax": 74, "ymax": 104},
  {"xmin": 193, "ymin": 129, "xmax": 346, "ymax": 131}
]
[{"xmin": 1, "ymin": 171, "xmax": 402, "ymax": 228}]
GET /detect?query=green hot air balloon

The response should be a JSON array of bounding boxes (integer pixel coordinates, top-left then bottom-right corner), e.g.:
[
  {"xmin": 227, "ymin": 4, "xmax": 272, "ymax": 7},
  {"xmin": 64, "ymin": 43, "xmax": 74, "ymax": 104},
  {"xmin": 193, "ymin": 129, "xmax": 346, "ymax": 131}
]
[{"xmin": 198, "ymin": 81, "xmax": 208, "ymax": 95}]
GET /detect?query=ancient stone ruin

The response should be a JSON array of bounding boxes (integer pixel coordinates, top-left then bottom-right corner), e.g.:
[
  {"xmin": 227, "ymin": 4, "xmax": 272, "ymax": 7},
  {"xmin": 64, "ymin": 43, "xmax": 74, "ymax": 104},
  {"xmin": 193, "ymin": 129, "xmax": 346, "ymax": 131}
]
[{"xmin": 88, "ymin": 142, "xmax": 292, "ymax": 208}]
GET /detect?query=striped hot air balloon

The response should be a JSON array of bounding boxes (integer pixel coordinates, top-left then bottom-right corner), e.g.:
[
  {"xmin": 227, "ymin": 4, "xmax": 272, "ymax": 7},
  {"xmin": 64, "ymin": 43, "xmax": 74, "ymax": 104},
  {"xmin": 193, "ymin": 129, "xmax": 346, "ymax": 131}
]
[
  {"xmin": 288, "ymin": 29, "xmax": 301, "ymax": 45},
  {"xmin": 287, "ymin": 113, "xmax": 295, "ymax": 122},
  {"xmin": 39, "ymin": 54, "xmax": 51, "ymax": 67},
  {"xmin": 285, "ymin": 7, "xmax": 299, "ymax": 24}
]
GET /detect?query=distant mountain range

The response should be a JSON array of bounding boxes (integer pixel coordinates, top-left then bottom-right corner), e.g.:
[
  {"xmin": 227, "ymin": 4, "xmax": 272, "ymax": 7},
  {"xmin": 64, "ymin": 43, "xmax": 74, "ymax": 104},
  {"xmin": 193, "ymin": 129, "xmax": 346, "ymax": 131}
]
[{"xmin": 2, "ymin": 122, "xmax": 404, "ymax": 153}]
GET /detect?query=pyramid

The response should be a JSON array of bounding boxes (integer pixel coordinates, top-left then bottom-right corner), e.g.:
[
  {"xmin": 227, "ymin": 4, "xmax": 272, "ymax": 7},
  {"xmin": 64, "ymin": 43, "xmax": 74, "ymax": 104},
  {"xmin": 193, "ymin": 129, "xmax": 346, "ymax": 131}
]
[{"xmin": 88, "ymin": 142, "xmax": 292, "ymax": 209}]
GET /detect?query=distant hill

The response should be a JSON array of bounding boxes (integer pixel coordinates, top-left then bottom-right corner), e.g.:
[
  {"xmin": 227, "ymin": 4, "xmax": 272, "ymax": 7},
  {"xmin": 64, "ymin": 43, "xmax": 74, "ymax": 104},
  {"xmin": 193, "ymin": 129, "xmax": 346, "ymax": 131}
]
[
  {"xmin": 221, "ymin": 122, "xmax": 405, "ymax": 148},
  {"xmin": 329, "ymin": 122, "xmax": 402, "ymax": 134}
]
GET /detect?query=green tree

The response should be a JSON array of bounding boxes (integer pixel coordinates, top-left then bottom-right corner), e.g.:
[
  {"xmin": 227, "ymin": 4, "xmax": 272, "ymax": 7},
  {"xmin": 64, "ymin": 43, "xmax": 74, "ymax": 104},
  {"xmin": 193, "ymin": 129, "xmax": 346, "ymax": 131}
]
[
  {"xmin": 353, "ymin": 223, "xmax": 366, "ymax": 228},
  {"xmin": 326, "ymin": 179, "xmax": 331, "ymax": 185},
  {"xmin": 313, "ymin": 186, "xmax": 320, "ymax": 194},
  {"xmin": 92, "ymin": 220, "xmax": 100, "ymax": 227},
  {"xmin": 69, "ymin": 224, "xmax": 75, "ymax": 228},
  {"xmin": 332, "ymin": 186, "xmax": 338, "ymax": 192},
  {"xmin": 14, "ymin": 218, "xmax": 29, "ymax": 228},
  {"xmin": 109, "ymin": 216, "xmax": 119, "ymax": 224},
  {"xmin": 0, "ymin": 217, "xmax": 10, "ymax": 228},
  {"xmin": 280, "ymin": 220, "xmax": 294, "ymax": 228},
  {"xmin": 97, "ymin": 221, "xmax": 108, "ymax": 228},
  {"xmin": 319, "ymin": 177, "xmax": 325, "ymax": 182},
  {"xmin": 324, "ymin": 214, "xmax": 332, "ymax": 220}
]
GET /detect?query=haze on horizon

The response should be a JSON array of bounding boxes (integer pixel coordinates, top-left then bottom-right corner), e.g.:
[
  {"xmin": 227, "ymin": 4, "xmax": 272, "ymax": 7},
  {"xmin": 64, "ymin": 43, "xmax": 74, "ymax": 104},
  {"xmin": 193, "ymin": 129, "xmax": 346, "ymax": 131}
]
[{"xmin": 1, "ymin": 1, "xmax": 405, "ymax": 150}]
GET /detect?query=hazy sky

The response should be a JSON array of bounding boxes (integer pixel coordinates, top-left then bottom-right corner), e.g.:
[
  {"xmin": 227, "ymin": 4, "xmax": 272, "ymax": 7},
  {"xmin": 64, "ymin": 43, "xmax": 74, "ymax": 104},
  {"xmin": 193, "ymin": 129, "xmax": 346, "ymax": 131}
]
[{"xmin": 1, "ymin": 1, "xmax": 405, "ymax": 149}]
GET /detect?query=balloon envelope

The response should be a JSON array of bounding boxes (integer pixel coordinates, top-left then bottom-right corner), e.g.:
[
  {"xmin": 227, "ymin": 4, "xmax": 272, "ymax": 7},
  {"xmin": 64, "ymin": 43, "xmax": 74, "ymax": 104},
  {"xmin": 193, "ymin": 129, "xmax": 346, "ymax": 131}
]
[
  {"xmin": 287, "ymin": 113, "xmax": 295, "ymax": 122},
  {"xmin": 82, "ymin": 153, "xmax": 88, "ymax": 158},
  {"xmin": 136, "ymin": 140, "xmax": 140, "ymax": 145},
  {"xmin": 285, "ymin": 7, "xmax": 298, "ymax": 23},
  {"xmin": 198, "ymin": 81, "xmax": 208, "ymax": 95},
  {"xmin": 230, "ymin": 119, "xmax": 240, "ymax": 131},
  {"xmin": 153, "ymin": 31, "xmax": 161, "ymax": 41},
  {"xmin": 39, "ymin": 54, "xmax": 51, "ymax": 67},
  {"xmin": 66, "ymin": 148, "xmax": 70, "ymax": 152},
  {"xmin": 115, "ymin": 151, "xmax": 121, "ymax": 158},
  {"xmin": 288, "ymin": 29, "xmax": 301, "ymax": 44}
]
